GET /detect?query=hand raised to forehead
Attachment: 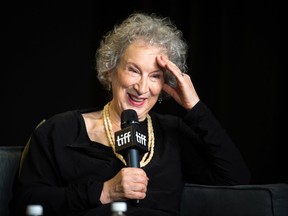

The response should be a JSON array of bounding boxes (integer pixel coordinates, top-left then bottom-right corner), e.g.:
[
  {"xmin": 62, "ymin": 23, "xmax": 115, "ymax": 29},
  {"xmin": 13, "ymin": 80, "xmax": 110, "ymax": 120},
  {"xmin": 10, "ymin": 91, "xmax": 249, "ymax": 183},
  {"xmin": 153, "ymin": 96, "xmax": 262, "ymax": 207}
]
[{"xmin": 156, "ymin": 55, "xmax": 200, "ymax": 110}]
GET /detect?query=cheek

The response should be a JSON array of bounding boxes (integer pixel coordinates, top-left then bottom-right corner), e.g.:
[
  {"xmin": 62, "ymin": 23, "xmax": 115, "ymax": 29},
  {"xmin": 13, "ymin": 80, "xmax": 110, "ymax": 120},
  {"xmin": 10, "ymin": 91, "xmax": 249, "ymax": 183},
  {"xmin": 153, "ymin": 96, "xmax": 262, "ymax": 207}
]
[
  {"xmin": 118, "ymin": 72, "xmax": 138, "ymax": 86},
  {"xmin": 113, "ymin": 73, "xmax": 133, "ymax": 89},
  {"xmin": 150, "ymin": 82, "xmax": 164, "ymax": 96}
]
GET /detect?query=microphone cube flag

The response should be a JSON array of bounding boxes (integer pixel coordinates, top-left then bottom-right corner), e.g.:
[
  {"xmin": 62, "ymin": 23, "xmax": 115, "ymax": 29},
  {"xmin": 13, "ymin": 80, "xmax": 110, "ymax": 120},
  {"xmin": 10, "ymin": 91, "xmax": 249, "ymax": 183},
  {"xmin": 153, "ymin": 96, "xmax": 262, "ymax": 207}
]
[{"xmin": 114, "ymin": 125, "xmax": 148, "ymax": 154}]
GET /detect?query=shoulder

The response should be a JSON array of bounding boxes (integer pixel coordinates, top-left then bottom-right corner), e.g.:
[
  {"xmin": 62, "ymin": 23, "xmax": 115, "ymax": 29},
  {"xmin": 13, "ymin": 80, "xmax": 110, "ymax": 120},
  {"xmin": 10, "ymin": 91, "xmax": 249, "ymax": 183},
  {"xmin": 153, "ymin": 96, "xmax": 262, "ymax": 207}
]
[
  {"xmin": 32, "ymin": 110, "xmax": 79, "ymax": 136},
  {"xmin": 45, "ymin": 109, "xmax": 80, "ymax": 125},
  {"xmin": 149, "ymin": 101, "xmax": 212, "ymax": 128},
  {"xmin": 35, "ymin": 107, "xmax": 100, "ymax": 135},
  {"xmin": 149, "ymin": 111, "xmax": 181, "ymax": 129}
]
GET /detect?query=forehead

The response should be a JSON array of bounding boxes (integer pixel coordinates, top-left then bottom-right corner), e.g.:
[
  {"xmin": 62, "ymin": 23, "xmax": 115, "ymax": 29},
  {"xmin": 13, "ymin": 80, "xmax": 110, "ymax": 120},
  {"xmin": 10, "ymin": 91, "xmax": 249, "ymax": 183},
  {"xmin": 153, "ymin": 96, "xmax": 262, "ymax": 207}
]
[{"xmin": 122, "ymin": 40, "xmax": 167, "ymax": 60}]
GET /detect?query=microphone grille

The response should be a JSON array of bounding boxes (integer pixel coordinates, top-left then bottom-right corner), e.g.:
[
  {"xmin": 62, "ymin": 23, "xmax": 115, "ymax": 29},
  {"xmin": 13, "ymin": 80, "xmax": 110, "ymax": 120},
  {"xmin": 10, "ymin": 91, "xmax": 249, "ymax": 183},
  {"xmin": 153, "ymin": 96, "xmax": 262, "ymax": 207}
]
[{"xmin": 121, "ymin": 109, "xmax": 139, "ymax": 129}]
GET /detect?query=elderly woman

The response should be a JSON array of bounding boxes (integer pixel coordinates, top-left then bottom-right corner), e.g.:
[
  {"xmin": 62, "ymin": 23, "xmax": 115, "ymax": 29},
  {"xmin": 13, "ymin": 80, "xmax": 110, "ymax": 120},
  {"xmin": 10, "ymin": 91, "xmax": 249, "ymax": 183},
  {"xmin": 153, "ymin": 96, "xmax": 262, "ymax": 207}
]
[{"xmin": 11, "ymin": 12, "xmax": 250, "ymax": 216}]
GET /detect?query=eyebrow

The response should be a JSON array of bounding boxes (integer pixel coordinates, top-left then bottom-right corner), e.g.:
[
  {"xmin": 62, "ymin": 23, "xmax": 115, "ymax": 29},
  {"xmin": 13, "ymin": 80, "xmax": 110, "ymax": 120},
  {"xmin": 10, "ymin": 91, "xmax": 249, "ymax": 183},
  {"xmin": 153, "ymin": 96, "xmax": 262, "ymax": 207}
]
[{"xmin": 125, "ymin": 61, "xmax": 164, "ymax": 74}]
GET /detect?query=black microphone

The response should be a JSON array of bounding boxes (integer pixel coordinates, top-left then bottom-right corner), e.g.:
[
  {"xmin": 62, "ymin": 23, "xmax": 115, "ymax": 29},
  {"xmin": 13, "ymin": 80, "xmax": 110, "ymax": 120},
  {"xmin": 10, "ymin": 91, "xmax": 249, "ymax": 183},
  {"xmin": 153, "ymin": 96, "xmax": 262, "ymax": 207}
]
[
  {"xmin": 114, "ymin": 109, "xmax": 148, "ymax": 205},
  {"xmin": 114, "ymin": 109, "xmax": 148, "ymax": 168}
]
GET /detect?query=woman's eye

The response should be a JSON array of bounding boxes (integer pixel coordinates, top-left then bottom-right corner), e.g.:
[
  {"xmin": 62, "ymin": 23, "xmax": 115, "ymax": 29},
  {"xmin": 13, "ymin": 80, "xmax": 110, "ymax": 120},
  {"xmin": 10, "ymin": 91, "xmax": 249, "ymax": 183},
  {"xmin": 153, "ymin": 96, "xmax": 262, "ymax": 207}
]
[
  {"xmin": 128, "ymin": 65, "xmax": 137, "ymax": 72},
  {"xmin": 152, "ymin": 75, "xmax": 160, "ymax": 79},
  {"xmin": 126, "ymin": 67, "xmax": 141, "ymax": 77},
  {"xmin": 150, "ymin": 73, "xmax": 164, "ymax": 82},
  {"xmin": 128, "ymin": 67, "xmax": 140, "ymax": 73}
]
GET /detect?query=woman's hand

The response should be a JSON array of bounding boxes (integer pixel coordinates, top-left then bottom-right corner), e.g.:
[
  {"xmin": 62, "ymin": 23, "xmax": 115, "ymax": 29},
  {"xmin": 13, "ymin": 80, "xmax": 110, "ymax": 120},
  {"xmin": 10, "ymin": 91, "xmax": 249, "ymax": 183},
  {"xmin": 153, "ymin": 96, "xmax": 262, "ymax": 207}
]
[
  {"xmin": 100, "ymin": 167, "xmax": 148, "ymax": 204},
  {"xmin": 157, "ymin": 55, "xmax": 200, "ymax": 110}
]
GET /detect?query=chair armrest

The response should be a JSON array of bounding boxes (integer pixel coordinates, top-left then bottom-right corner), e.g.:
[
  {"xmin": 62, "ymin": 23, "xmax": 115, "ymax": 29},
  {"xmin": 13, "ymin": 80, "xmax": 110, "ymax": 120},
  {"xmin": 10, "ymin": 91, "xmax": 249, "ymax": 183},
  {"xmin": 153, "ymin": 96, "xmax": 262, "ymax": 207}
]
[{"xmin": 180, "ymin": 183, "xmax": 288, "ymax": 216}]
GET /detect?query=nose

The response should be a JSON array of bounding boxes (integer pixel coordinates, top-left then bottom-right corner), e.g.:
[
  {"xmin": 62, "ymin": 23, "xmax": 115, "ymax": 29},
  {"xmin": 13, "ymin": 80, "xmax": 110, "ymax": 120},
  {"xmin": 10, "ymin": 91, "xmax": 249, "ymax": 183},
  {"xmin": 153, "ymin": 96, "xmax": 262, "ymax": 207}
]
[{"xmin": 134, "ymin": 76, "xmax": 149, "ymax": 95}]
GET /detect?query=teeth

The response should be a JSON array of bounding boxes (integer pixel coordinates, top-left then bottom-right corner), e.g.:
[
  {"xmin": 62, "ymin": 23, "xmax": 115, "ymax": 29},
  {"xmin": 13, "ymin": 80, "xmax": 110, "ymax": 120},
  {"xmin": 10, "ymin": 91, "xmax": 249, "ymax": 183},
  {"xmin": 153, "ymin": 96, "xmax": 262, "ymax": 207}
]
[{"xmin": 130, "ymin": 95, "xmax": 144, "ymax": 102}]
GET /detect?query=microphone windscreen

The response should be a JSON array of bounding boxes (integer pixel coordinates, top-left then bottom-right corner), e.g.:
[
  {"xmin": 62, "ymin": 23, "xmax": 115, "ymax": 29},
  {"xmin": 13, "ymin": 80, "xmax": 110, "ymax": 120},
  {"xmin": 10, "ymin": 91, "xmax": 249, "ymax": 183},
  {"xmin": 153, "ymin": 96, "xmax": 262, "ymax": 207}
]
[{"xmin": 121, "ymin": 109, "xmax": 139, "ymax": 129}]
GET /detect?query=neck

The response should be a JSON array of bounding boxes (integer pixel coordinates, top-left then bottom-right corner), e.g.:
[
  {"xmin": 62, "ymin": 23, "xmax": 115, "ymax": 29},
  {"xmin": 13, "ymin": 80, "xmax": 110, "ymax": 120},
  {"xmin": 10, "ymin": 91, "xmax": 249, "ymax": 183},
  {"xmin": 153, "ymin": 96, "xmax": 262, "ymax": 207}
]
[{"xmin": 107, "ymin": 102, "xmax": 121, "ymax": 132}]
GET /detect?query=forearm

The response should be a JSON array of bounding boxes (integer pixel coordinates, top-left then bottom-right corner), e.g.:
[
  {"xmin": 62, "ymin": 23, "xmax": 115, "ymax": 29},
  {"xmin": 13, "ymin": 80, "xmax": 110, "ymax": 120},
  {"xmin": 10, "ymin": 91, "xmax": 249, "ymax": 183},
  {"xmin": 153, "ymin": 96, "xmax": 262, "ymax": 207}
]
[{"xmin": 184, "ymin": 101, "xmax": 251, "ymax": 185}]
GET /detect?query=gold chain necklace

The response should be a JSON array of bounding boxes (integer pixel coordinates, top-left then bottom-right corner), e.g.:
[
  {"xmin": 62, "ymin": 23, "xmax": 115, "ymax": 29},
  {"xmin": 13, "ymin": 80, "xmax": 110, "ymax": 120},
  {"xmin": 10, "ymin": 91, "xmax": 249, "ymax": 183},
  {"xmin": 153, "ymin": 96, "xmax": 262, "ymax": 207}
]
[{"xmin": 102, "ymin": 102, "xmax": 154, "ymax": 167}]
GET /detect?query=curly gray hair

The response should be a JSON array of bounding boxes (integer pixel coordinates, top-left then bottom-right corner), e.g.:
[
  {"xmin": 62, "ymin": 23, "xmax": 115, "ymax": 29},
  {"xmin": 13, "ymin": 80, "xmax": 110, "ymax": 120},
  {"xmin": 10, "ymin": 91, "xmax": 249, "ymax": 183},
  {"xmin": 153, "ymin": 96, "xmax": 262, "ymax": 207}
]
[{"xmin": 95, "ymin": 12, "xmax": 188, "ymax": 97}]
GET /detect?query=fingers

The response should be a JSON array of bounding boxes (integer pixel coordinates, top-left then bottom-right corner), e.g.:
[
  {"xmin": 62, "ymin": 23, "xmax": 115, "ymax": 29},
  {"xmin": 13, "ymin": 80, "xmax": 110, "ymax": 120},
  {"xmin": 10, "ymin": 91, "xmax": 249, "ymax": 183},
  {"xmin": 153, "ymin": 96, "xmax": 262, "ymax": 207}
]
[
  {"xmin": 120, "ymin": 168, "xmax": 148, "ymax": 197},
  {"xmin": 157, "ymin": 55, "xmax": 185, "ymax": 79},
  {"xmin": 102, "ymin": 168, "xmax": 148, "ymax": 203},
  {"xmin": 121, "ymin": 168, "xmax": 148, "ymax": 186},
  {"xmin": 157, "ymin": 55, "xmax": 200, "ymax": 110}
]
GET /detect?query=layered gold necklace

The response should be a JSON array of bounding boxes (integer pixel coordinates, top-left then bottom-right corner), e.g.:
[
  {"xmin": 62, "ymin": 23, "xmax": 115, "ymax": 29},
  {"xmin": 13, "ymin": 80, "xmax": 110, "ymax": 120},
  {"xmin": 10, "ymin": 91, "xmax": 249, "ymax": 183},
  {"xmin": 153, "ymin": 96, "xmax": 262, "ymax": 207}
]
[{"xmin": 102, "ymin": 102, "xmax": 154, "ymax": 167}]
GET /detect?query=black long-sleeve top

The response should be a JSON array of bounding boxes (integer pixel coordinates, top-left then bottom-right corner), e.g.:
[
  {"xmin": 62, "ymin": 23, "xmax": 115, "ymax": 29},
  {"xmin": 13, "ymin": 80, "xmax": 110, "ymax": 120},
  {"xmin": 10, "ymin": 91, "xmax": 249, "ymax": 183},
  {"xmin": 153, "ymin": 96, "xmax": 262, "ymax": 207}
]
[{"xmin": 11, "ymin": 101, "xmax": 250, "ymax": 216}]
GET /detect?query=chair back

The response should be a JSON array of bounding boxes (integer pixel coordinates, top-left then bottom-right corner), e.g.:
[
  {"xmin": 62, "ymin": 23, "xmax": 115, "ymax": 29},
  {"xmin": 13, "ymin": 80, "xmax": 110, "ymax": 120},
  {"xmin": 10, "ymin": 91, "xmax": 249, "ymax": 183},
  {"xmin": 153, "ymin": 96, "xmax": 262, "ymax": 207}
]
[{"xmin": 0, "ymin": 146, "xmax": 24, "ymax": 216}]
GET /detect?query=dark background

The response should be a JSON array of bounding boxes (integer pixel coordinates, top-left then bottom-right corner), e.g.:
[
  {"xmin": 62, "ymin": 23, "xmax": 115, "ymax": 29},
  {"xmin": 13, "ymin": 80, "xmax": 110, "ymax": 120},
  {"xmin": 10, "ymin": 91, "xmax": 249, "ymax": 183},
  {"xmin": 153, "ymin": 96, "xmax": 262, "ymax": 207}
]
[{"xmin": 2, "ymin": 1, "xmax": 284, "ymax": 184}]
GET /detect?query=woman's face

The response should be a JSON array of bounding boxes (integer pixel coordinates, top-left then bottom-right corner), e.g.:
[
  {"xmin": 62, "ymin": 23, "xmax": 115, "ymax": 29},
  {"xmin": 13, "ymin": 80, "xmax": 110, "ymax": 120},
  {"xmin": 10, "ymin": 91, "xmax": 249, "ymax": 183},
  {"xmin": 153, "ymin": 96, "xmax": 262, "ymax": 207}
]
[{"xmin": 110, "ymin": 41, "xmax": 166, "ymax": 121}]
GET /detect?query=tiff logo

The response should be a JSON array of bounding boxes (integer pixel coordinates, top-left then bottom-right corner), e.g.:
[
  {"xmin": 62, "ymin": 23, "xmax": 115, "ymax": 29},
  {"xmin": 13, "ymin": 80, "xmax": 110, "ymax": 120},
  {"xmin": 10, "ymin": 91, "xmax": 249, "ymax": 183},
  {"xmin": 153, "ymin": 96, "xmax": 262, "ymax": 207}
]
[
  {"xmin": 116, "ymin": 131, "xmax": 147, "ymax": 147},
  {"xmin": 116, "ymin": 131, "xmax": 131, "ymax": 146},
  {"xmin": 136, "ymin": 131, "xmax": 147, "ymax": 146}
]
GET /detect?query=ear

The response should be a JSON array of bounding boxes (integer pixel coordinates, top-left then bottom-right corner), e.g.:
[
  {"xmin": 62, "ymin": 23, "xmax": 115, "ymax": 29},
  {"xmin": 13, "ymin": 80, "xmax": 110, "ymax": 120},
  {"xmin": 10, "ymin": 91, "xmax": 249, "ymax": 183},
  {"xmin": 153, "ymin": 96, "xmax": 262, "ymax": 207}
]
[{"xmin": 107, "ymin": 70, "xmax": 113, "ymax": 82}]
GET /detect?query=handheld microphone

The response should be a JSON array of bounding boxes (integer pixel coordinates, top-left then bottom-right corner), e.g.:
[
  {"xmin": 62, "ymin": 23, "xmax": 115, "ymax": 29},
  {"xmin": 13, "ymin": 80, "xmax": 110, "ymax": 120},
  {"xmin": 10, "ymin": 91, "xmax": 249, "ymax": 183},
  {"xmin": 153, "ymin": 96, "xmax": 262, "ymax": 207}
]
[
  {"xmin": 114, "ymin": 109, "xmax": 148, "ymax": 204},
  {"xmin": 114, "ymin": 109, "xmax": 148, "ymax": 167}
]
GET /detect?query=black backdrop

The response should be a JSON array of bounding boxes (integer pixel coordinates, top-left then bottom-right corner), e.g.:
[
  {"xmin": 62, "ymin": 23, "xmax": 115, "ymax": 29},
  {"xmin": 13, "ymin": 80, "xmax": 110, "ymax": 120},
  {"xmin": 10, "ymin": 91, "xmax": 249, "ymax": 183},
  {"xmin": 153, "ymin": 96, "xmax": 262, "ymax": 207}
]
[{"xmin": 2, "ymin": 1, "xmax": 284, "ymax": 184}]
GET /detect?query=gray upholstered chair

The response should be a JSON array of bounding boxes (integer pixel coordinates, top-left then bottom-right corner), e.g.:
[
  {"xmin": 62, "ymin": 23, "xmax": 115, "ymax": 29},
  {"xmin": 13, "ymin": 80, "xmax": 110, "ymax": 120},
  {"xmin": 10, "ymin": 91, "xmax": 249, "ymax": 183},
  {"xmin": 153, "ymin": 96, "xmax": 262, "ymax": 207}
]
[
  {"xmin": 0, "ymin": 146, "xmax": 24, "ymax": 216},
  {"xmin": 1, "ymin": 146, "xmax": 288, "ymax": 216},
  {"xmin": 180, "ymin": 183, "xmax": 288, "ymax": 216}
]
